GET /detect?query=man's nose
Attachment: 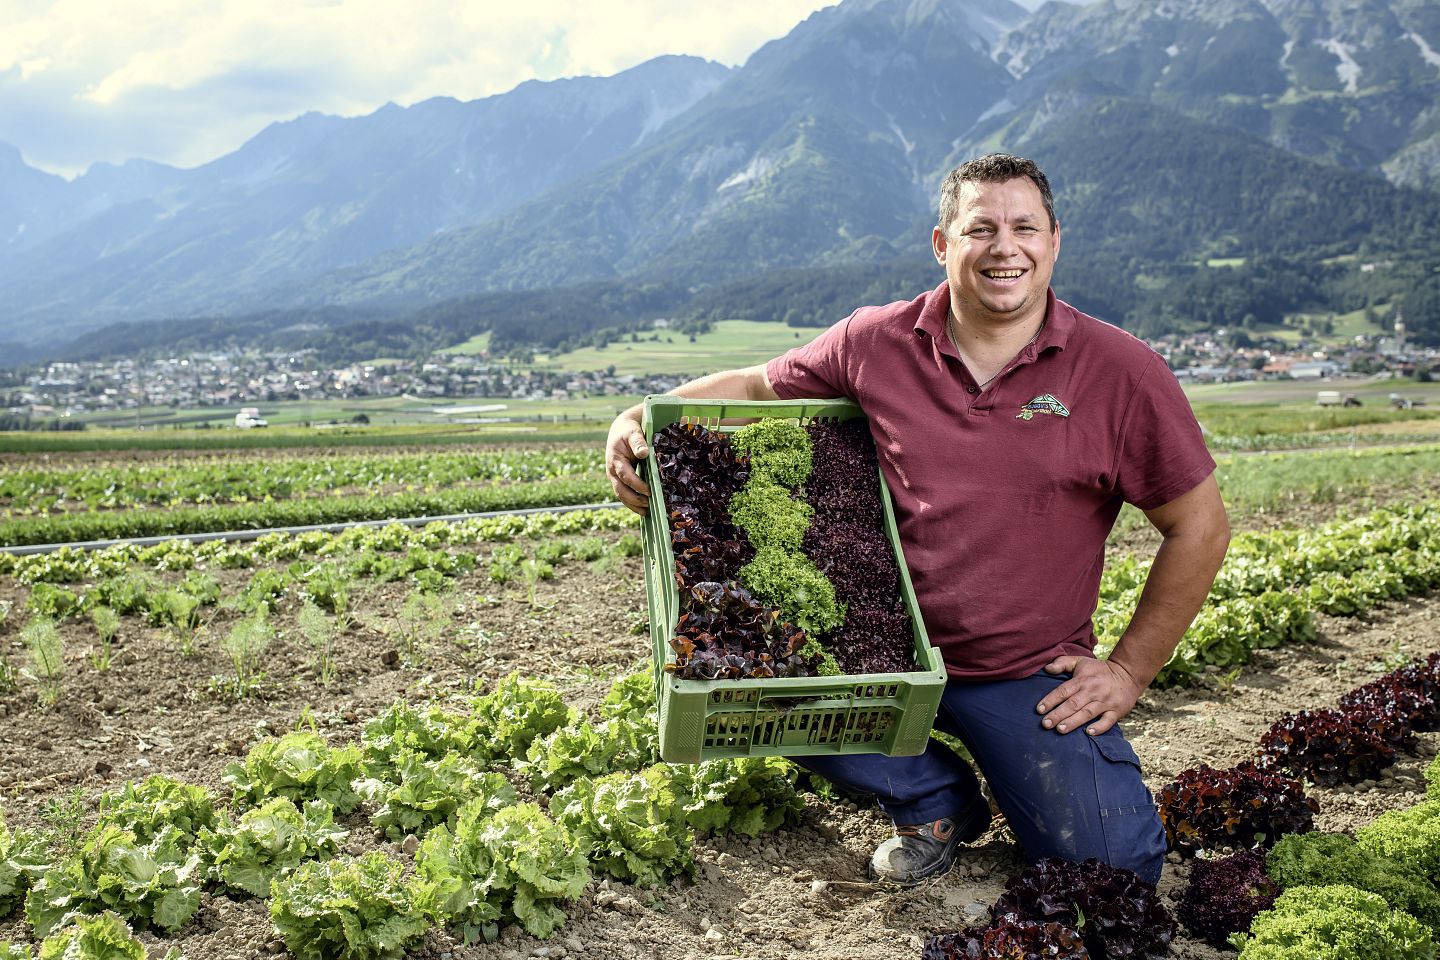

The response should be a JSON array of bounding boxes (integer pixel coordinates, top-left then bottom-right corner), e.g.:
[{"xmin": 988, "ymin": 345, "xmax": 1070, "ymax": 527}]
[{"xmin": 990, "ymin": 228, "xmax": 1019, "ymax": 256}]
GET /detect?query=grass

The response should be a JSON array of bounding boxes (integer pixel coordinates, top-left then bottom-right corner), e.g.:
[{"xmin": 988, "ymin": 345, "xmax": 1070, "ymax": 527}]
[
  {"xmin": 532, "ymin": 320, "xmax": 822, "ymax": 377},
  {"xmin": 1190, "ymin": 399, "xmax": 1440, "ymax": 438}
]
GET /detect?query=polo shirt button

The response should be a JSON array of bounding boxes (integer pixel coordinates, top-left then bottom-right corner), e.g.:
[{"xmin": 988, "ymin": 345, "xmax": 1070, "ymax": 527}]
[{"xmin": 967, "ymin": 386, "xmax": 977, "ymax": 394}]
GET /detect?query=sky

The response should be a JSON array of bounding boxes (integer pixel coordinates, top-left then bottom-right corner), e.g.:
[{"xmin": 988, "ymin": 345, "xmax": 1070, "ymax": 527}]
[{"xmin": 0, "ymin": 0, "xmax": 859, "ymax": 179}]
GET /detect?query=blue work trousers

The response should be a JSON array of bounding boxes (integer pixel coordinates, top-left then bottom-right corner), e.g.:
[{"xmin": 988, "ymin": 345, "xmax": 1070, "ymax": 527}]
[{"xmin": 797, "ymin": 671, "xmax": 1167, "ymax": 885}]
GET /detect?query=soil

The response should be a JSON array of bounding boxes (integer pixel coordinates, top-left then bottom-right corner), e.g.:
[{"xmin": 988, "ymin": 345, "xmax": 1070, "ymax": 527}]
[{"xmin": 0, "ymin": 532, "xmax": 1437, "ymax": 960}]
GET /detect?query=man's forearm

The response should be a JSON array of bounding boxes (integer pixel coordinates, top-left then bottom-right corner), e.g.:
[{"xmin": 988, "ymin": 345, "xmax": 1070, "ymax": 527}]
[
  {"xmin": 614, "ymin": 364, "xmax": 778, "ymax": 425},
  {"xmin": 1108, "ymin": 512, "xmax": 1229, "ymax": 689}
]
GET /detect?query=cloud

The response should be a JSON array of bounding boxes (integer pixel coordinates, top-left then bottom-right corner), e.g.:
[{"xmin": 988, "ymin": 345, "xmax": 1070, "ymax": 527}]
[{"xmin": 0, "ymin": 0, "xmax": 838, "ymax": 177}]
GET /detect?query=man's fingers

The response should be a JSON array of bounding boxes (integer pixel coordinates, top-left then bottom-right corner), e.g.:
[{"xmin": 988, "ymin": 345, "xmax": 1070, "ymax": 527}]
[{"xmin": 1084, "ymin": 711, "xmax": 1120, "ymax": 737}]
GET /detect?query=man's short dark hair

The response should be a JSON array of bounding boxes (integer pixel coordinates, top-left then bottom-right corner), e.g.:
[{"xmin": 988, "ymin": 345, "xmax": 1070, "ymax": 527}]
[{"xmin": 938, "ymin": 154, "xmax": 1056, "ymax": 234}]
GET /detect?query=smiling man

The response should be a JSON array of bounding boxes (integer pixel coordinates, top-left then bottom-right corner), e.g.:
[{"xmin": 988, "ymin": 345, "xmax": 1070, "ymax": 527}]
[{"xmin": 605, "ymin": 153, "xmax": 1230, "ymax": 887}]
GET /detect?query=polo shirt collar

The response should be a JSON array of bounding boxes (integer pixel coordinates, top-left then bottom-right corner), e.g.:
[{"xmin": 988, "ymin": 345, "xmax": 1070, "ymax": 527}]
[{"xmin": 913, "ymin": 282, "xmax": 1075, "ymax": 354}]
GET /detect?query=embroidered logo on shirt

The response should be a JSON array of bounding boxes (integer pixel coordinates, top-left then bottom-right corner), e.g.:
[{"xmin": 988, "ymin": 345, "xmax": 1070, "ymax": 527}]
[{"xmin": 1016, "ymin": 394, "xmax": 1071, "ymax": 421}]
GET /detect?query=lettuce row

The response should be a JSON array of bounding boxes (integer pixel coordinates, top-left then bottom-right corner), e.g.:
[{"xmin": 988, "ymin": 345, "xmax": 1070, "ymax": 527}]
[
  {"xmin": 1097, "ymin": 504, "xmax": 1440, "ymax": 685},
  {"xmin": 549, "ymin": 767, "xmax": 693, "ymax": 888},
  {"xmin": 354, "ymin": 753, "xmax": 514, "ymax": 841},
  {"xmin": 268, "ymin": 852, "xmax": 434, "ymax": 960},
  {"xmin": 0, "ymin": 812, "xmax": 51, "ymax": 917},
  {"xmin": 223, "ymin": 731, "xmax": 365, "ymax": 814},
  {"xmin": 34, "ymin": 911, "xmax": 182, "ymax": 960},
  {"xmin": 24, "ymin": 824, "xmax": 203, "ymax": 939},
  {"xmin": 201, "ymin": 798, "xmax": 348, "ymax": 898},
  {"xmin": 417, "ymin": 800, "xmax": 589, "ymax": 943},
  {"xmin": 1233, "ymin": 884, "xmax": 1433, "ymax": 959}
]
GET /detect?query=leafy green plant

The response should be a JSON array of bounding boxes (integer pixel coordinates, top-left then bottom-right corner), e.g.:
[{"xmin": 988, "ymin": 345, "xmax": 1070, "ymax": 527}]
[
  {"xmin": 519, "ymin": 557, "xmax": 554, "ymax": 606},
  {"xmin": 1357, "ymin": 799, "xmax": 1440, "ymax": 884},
  {"xmin": 612, "ymin": 532, "xmax": 642, "ymax": 558},
  {"xmin": 573, "ymin": 536, "xmax": 606, "ymax": 561},
  {"xmin": 549, "ymin": 766, "xmax": 693, "ymax": 887},
  {"xmin": 90, "ymin": 574, "xmax": 154, "ymax": 617},
  {"xmin": 532, "ymin": 540, "xmax": 570, "ymax": 565},
  {"xmin": 486, "ymin": 544, "xmax": 524, "ymax": 584},
  {"xmin": 524, "ymin": 716, "xmax": 658, "ymax": 794},
  {"xmin": 669, "ymin": 757, "xmax": 805, "ymax": 837},
  {"xmin": 25, "ymin": 824, "xmax": 203, "ymax": 937},
  {"xmin": 296, "ymin": 562, "xmax": 352, "ymax": 618},
  {"xmin": 296, "ymin": 601, "xmax": 338, "ymax": 686},
  {"xmin": 35, "ymin": 910, "xmax": 182, "ymax": 960},
  {"xmin": 467, "ymin": 673, "xmax": 573, "ymax": 764},
  {"xmin": 222, "ymin": 730, "xmax": 364, "ymax": 814},
  {"xmin": 396, "ymin": 590, "xmax": 452, "ymax": 659},
  {"xmin": 26, "ymin": 584, "xmax": 82, "ymax": 622},
  {"xmin": 360, "ymin": 701, "xmax": 472, "ymax": 781},
  {"xmin": 148, "ymin": 589, "xmax": 202, "ymax": 656},
  {"xmin": 419, "ymin": 800, "xmax": 589, "ymax": 944},
  {"xmin": 1233, "ymin": 883, "xmax": 1433, "ymax": 959},
  {"xmin": 88, "ymin": 606, "xmax": 120, "ymax": 672},
  {"xmin": 179, "ymin": 570, "xmax": 220, "ymax": 606},
  {"xmin": 355, "ymin": 753, "xmax": 513, "ymax": 841},
  {"xmin": 202, "ymin": 798, "xmax": 347, "ymax": 898},
  {"xmin": 0, "ymin": 810, "xmax": 51, "ymax": 914},
  {"xmin": 22, "ymin": 617, "xmax": 64, "ymax": 707},
  {"xmin": 232, "ymin": 568, "xmax": 290, "ymax": 615},
  {"xmin": 0, "ymin": 942, "xmax": 29, "ymax": 960},
  {"xmin": 96, "ymin": 776, "xmax": 218, "ymax": 851},
  {"xmin": 216, "ymin": 612, "xmax": 273, "ymax": 698},
  {"xmin": 269, "ymin": 852, "xmax": 435, "ymax": 960},
  {"xmin": 1266, "ymin": 832, "xmax": 1440, "ymax": 936}
]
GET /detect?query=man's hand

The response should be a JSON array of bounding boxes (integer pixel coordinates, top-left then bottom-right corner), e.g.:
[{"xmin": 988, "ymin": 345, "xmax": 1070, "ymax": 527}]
[
  {"xmin": 606, "ymin": 412, "xmax": 651, "ymax": 515},
  {"xmin": 1035, "ymin": 656, "xmax": 1143, "ymax": 736}
]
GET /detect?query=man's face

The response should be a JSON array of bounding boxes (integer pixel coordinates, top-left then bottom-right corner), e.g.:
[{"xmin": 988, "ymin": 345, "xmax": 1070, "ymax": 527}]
[{"xmin": 932, "ymin": 177, "xmax": 1060, "ymax": 328}]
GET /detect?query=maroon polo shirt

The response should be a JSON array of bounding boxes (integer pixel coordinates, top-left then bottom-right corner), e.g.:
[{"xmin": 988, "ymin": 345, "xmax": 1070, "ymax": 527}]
[{"xmin": 766, "ymin": 282, "xmax": 1215, "ymax": 681}]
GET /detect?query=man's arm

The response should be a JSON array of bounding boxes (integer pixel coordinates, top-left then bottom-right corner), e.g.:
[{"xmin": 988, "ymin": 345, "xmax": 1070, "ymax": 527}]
[
  {"xmin": 1035, "ymin": 473, "xmax": 1230, "ymax": 735},
  {"xmin": 605, "ymin": 363, "xmax": 780, "ymax": 514}
]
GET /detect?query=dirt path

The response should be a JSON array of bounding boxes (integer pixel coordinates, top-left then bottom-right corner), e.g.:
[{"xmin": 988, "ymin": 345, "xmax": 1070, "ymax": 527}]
[{"xmin": 0, "ymin": 545, "xmax": 1435, "ymax": 959}]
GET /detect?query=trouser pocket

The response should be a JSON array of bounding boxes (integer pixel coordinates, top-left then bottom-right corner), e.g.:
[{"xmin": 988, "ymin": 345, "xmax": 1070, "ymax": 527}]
[{"xmin": 1091, "ymin": 733, "xmax": 1166, "ymax": 885}]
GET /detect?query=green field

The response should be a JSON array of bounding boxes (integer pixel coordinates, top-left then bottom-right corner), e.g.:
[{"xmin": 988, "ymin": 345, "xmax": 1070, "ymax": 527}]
[{"xmin": 534, "ymin": 320, "xmax": 822, "ymax": 377}]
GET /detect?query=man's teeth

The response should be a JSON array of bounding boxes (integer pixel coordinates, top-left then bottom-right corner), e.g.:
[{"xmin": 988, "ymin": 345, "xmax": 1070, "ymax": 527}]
[{"xmin": 984, "ymin": 270, "xmax": 1022, "ymax": 279}]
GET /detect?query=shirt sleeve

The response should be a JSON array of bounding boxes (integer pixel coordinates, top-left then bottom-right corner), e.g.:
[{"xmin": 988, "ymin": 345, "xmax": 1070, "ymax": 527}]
[
  {"xmin": 1112, "ymin": 354, "xmax": 1217, "ymax": 510},
  {"xmin": 764, "ymin": 313, "xmax": 856, "ymax": 401}
]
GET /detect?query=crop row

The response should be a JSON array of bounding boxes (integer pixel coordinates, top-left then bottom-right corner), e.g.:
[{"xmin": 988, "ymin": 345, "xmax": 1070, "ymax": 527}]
[
  {"xmin": 0, "ymin": 475, "xmax": 614, "ymax": 547},
  {"xmin": 1096, "ymin": 501, "xmax": 1440, "ymax": 684},
  {"xmin": 1159, "ymin": 650, "xmax": 1440, "ymax": 958},
  {"xmin": 0, "ymin": 670, "xmax": 804, "ymax": 959},
  {"xmin": 0, "ymin": 447, "xmax": 601, "ymax": 516},
  {"xmin": 0, "ymin": 509, "xmax": 639, "ymax": 585}
]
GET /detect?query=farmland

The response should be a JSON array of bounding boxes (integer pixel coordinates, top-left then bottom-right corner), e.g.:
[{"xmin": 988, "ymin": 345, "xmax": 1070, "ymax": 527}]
[{"xmin": 1, "ymin": 410, "xmax": 1439, "ymax": 959}]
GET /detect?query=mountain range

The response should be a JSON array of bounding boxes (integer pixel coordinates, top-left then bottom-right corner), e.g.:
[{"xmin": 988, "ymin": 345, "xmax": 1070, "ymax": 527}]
[{"xmin": 3, "ymin": 0, "xmax": 1439, "ymax": 362}]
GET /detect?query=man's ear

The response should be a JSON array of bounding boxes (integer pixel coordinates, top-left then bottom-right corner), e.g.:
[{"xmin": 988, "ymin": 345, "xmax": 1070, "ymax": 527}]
[{"xmin": 932, "ymin": 225, "xmax": 948, "ymax": 266}]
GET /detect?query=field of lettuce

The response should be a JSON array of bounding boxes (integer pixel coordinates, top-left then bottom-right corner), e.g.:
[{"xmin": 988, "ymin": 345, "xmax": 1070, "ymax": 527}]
[{"xmin": 1, "ymin": 428, "xmax": 1440, "ymax": 960}]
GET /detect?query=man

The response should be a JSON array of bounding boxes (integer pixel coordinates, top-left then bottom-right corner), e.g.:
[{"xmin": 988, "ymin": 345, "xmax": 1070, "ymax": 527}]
[{"xmin": 605, "ymin": 154, "xmax": 1229, "ymax": 886}]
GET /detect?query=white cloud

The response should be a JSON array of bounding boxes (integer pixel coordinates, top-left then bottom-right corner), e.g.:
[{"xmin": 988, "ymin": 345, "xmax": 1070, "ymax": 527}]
[{"xmin": 0, "ymin": 0, "xmax": 837, "ymax": 177}]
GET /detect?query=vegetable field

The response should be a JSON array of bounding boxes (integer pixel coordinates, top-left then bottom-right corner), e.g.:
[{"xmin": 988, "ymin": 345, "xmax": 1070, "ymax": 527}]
[{"xmin": 1, "ymin": 431, "xmax": 1439, "ymax": 960}]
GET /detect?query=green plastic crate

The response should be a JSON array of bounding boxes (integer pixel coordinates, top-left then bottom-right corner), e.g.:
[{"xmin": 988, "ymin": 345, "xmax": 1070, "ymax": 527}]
[{"xmin": 641, "ymin": 396, "xmax": 947, "ymax": 764}]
